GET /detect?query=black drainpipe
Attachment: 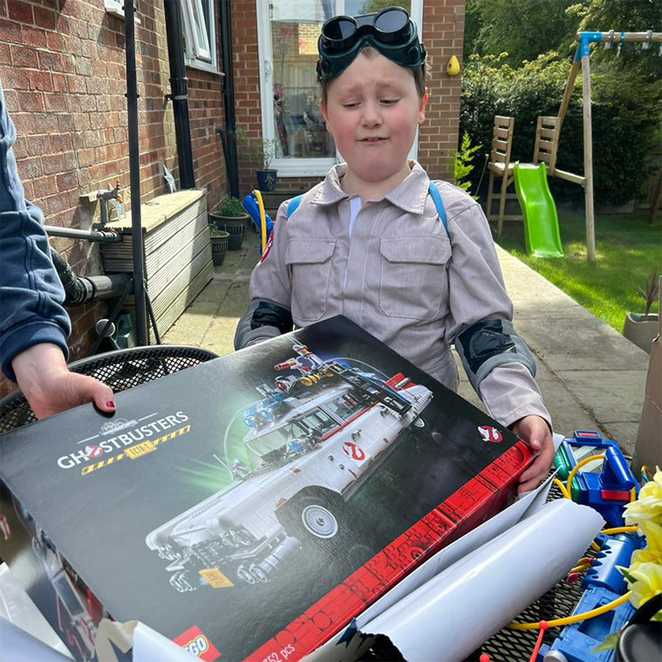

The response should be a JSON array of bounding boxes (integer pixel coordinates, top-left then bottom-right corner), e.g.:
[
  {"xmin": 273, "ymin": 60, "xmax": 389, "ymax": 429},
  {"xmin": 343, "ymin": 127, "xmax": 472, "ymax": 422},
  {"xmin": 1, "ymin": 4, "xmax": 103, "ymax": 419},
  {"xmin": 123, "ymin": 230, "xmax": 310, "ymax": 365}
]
[
  {"xmin": 124, "ymin": 0, "xmax": 148, "ymax": 345},
  {"xmin": 164, "ymin": 0, "xmax": 196, "ymax": 189},
  {"xmin": 51, "ymin": 251, "xmax": 132, "ymax": 305},
  {"xmin": 218, "ymin": 0, "xmax": 240, "ymax": 198}
]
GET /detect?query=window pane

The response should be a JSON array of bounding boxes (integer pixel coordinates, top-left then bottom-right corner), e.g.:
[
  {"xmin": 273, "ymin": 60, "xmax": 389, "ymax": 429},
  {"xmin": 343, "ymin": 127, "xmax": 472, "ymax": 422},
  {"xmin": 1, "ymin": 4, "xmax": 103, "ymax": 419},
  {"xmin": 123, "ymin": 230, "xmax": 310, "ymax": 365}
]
[
  {"xmin": 270, "ymin": 1, "xmax": 336, "ymax": 159},
  {"xmin": 190, "ymin": 0, "xmax": 211, "ymax": 61}
]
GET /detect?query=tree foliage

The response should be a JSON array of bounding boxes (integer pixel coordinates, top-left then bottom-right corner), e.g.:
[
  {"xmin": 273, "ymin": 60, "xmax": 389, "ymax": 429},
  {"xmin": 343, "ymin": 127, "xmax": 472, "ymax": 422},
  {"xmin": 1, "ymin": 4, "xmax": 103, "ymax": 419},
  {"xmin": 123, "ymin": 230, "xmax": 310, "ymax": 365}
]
[{"xmin": 464, "ymin": 0, "xmax": 580, "ymax": 65}]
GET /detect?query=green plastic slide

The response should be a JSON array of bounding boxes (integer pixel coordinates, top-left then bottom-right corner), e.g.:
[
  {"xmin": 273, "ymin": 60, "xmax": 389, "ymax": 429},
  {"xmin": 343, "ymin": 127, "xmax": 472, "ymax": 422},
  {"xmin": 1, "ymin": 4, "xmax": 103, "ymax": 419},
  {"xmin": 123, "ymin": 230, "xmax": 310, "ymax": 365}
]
[{"xmin": 513, "ymin": 162, "xmax": 564, "ymax": 258}]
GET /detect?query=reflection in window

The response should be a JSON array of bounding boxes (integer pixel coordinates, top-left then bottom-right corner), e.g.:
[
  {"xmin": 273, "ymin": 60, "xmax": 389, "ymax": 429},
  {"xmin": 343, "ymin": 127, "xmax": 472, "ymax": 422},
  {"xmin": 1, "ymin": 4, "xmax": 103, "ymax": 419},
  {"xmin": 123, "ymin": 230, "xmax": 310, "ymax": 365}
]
[
  {"xmin": 326, "ymin": 394, "xmax": 365, "ymax": 422},
  {"xmin": 302, "ymin": 409, "xmax": 337, "ymax": 437},
  {"xmin": 270, "ymin": 2, "xmax": 336, "ymax": 159}
]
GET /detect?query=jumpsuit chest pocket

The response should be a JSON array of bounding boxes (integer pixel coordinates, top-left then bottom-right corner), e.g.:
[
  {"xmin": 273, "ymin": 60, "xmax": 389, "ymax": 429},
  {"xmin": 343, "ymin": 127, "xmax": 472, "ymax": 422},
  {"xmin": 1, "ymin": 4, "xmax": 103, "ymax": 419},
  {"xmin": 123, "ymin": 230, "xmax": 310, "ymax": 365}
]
[
  {"xmin": 286, "ymin": 238, "xmax": 336, "ymax": 322},
  {"xmin": 379, "ymin": 236, "xmax": 451, "ymax": 320}
]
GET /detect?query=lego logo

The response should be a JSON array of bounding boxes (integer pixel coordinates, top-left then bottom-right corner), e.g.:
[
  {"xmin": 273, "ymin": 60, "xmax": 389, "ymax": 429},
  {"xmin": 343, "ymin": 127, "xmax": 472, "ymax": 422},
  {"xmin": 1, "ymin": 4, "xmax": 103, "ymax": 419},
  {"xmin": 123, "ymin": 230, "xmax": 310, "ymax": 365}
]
[
  {"xmin": 478, "ymin": 425, "xmax": 503, "ymax": 444},
  {"xmin": 185, "ymin": 635, "xmax": 209, "ymax": 656},
  {"xmin": 174, "ymin": 626, "xmax": 220, "ymax": 661}
]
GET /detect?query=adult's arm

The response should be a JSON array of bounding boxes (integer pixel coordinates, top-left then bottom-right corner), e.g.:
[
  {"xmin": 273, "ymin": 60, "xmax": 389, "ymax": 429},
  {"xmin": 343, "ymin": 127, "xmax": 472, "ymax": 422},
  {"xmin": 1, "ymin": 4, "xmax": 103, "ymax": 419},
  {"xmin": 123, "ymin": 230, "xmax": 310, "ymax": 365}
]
[{"xmin": 0, "ymin": 83, "xmax": 114, "ymax": 418}]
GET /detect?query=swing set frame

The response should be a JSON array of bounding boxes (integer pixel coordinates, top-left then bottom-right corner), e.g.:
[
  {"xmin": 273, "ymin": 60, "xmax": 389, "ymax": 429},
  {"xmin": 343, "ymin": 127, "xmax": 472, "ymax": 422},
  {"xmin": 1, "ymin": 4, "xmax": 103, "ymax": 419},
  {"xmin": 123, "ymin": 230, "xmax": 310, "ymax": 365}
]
[{"xmin": 537, "ymin": 30, "xmax": 661, "ymax": 263}]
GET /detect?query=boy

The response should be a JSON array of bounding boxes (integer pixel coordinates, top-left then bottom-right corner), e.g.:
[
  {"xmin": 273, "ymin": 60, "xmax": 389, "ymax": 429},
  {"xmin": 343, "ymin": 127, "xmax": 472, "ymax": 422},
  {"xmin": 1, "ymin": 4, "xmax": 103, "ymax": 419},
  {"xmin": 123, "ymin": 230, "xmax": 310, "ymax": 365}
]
[{"xmin": 235, "ymin": 7, "xmax": 553, "ymax": 493}]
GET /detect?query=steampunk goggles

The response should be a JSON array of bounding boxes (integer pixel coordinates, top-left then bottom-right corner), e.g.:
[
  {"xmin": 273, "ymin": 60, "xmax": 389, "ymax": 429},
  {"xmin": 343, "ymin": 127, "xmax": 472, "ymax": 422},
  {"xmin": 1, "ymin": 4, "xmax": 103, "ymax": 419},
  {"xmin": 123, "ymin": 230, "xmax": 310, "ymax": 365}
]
[{"xmin": 317, "ymin": 6, "xmax": 426, "ymax": 82}]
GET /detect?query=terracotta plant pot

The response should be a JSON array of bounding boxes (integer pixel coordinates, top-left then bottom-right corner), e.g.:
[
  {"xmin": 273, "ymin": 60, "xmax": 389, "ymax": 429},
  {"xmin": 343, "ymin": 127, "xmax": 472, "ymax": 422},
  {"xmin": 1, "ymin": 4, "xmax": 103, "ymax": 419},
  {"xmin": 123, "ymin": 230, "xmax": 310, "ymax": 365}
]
[{"xmin": 623, "ymin": 312, "xmax": 659, "ymax": 353}]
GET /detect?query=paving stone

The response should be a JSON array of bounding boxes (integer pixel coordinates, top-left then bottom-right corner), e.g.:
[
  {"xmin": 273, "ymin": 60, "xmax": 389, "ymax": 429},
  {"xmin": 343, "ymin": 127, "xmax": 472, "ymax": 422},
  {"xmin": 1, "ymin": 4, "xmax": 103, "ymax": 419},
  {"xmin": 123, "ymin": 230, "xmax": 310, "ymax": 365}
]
[
  {"xmin": 535, "ymin": 379, "xmax": 599, "ymax": 436},
  {"xmin": 516, "ymin": 316, "xmax": 650, "ymax": 372},
  {"xmin": 556, "ymin": 370, "xmax": 647, "ymax": 425},
  {"xmin": 192, "ymin": 280, "xmax": 232, "ymax": 304},
  {"xmin": 202, "ymin": 316, "xmax": 241, "ymax": 357},
  {"xmin": 599, "ymin": 422, "xmax": 639, "ymax": 456}
]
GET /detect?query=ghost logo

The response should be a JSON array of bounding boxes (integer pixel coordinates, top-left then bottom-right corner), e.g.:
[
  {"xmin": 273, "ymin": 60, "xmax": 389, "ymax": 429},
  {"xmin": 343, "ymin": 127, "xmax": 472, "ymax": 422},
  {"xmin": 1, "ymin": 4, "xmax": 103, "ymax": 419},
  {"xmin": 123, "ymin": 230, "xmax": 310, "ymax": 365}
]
[
  {"xmin": 478, "ymin": 425, "xmax": 503, "ymax": 444},
  {"xmin": 85, "ymin": 444, "xmax": 104, "ymax": 459},
  {"xmin": 342, "ymin": 441, "xmax": 366, "ymax": 462}
]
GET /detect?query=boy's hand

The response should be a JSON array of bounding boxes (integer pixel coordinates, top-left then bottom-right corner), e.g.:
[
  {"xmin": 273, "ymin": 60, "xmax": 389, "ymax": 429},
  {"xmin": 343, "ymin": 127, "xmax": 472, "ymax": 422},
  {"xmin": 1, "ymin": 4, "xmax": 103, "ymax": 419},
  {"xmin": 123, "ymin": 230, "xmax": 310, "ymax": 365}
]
[
  {"xmin": 510, "ymin": 415, "xmax": 554, "ymax": 494},
  {"xmin": 12, "ymin": 343, "xmax": 116, "ymax": 420}
]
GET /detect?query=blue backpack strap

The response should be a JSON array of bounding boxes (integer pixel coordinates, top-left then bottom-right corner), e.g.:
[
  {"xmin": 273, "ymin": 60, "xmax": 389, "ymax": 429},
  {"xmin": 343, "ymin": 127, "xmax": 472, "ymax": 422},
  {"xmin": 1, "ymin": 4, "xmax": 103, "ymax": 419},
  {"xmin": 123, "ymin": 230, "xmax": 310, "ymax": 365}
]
[
  {"xmin": 427, "ymin": 183, "xmax": 449, "ymax": 235},
  {"xmin": 287, "ymin": 194, "xmax": 304, "ymax": 219}
]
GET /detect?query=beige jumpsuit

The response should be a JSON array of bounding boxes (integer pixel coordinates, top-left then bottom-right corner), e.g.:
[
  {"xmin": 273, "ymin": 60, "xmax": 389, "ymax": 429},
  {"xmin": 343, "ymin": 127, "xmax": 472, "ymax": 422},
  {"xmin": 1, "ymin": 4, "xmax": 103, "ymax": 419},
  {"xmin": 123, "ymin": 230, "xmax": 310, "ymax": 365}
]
[{"xmin": 236, "ymin": 162, "xmax": 551, "ymax": 429}]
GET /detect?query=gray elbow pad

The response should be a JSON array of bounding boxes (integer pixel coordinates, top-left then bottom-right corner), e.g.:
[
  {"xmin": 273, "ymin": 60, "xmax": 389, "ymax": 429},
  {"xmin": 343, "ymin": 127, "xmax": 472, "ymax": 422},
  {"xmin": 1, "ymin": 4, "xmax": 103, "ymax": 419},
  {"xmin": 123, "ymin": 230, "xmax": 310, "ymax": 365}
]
[
  {"xmin": 234, "ymin": 299, "xmax": 293, "ymax": 350},
  {"xmin": 455, "ymin": 319, "xmax": 536, "ymax": 391}
]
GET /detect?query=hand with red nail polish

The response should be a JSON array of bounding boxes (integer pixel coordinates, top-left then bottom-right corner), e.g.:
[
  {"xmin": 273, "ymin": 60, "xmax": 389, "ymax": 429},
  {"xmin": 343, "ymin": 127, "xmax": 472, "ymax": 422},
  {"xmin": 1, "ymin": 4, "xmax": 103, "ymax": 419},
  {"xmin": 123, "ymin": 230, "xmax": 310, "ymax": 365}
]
[{"xmin": 12, "ymin": 343, "xmax": 116, "ymax": 420}]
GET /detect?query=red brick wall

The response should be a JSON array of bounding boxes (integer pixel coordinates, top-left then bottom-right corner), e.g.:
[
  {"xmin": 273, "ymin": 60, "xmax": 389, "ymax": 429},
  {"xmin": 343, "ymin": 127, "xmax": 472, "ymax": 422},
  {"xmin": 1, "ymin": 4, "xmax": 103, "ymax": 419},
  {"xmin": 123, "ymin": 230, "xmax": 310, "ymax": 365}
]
[
  {"xmin": 230, "ymin": 0, "xmax": 465, "ymax": 196},
  {"xmin": 419, "ymin": 0, "xmax": 465, "ymax": 181},
  {"xmin": 0, "ymin": 0, "xmax": 226, "ymax": 398}
]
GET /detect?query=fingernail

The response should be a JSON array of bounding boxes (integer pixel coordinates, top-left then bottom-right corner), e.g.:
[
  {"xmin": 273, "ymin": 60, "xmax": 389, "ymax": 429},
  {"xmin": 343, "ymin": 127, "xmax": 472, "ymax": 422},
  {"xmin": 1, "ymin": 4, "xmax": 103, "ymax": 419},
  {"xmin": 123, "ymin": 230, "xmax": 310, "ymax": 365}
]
[{"xmin": 106, "ymin": 401, "xmax": 116, "ymax": 410}]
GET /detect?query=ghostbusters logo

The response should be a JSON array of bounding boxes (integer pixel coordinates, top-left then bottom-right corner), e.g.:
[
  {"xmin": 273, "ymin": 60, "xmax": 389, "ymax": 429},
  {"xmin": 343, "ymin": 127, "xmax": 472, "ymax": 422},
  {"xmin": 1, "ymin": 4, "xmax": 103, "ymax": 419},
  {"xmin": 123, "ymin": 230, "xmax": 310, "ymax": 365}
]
[{"xmin": 478, "ymin": 425, "xmax": 503, "ymax": 444}]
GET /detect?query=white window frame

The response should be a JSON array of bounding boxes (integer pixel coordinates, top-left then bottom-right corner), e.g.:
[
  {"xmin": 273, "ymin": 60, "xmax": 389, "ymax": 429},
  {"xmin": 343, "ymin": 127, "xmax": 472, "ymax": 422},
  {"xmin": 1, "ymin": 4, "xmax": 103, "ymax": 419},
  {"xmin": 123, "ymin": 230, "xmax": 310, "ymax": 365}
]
[
  {"xmin": 103, "ymin": 0, "xmax": 141, "ymax": 23},
  {"xmin": 181, "ymin": 0, "xmax": 219, "ymax": 74},
  {"xmin": 256, "ymin": 0, "xmax": 423, "ymax": 177}
]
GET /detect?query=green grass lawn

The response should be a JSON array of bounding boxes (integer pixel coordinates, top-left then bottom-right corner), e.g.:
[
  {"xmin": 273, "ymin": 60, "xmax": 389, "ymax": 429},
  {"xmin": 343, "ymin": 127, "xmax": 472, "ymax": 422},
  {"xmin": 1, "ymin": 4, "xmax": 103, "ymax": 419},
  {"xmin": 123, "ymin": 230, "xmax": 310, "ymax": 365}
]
[{"xmin": 497, "ymin": 210, "xmax": 661, "ymax": 333}]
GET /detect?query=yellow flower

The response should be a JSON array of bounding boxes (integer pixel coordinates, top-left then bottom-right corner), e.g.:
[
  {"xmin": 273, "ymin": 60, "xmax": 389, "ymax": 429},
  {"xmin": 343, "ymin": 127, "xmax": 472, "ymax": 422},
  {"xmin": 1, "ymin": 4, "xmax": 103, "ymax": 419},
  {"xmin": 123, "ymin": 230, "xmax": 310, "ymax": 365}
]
[
  {"xmin": 626, "ymin": 561, "xmax": 662, "ymax": 620},
  {"xmin": 637, "ymin": 520, "xmax": 662, "ymax": 553},
  {"xmin": 623, "ymin": 469, "xmax": 662, "ymax": 526},
  {"xmin": 631, "ymin": 546, "xmax": 662, "ymax": 568}
]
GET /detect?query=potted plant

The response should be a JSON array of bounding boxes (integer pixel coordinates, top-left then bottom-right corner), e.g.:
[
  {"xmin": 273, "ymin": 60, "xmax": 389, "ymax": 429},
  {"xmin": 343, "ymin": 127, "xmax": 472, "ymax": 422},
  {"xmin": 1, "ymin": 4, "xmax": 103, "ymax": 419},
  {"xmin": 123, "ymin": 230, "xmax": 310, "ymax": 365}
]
[
  {"xmin": 255, "ymin": 138, "xmax": 278, "ymax": 192},
  {"xmin": 209, "ymin": 228, "xmax": 230, "ymax": 266},
  {"xmin": 237, "ymin": 128, "xmax": 279, "ymax": 192},
  {"xmin": 623, "ymin": 270, "xmax": 660, "ymax": 353},
  {"xmin": 209, "ymin": 196, "xmax": 249, "ymax": 251}
]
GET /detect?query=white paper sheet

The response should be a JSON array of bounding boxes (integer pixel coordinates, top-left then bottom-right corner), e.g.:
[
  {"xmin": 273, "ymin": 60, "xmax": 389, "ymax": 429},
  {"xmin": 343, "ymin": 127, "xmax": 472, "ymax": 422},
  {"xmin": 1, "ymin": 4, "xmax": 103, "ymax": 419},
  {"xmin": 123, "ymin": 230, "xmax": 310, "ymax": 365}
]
[{"xmin": 362, "ymin": 499, "xmax": 604, "ymax": 662}]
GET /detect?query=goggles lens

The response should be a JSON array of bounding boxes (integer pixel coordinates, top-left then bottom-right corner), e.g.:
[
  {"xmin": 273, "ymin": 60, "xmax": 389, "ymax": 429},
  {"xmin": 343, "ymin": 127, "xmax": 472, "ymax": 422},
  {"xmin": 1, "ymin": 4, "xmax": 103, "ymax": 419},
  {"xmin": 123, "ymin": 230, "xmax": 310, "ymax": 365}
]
[
  {"xmin": 324, "ymin": 16, "xmax": 356, "ymax": 42},
  {"xmin": 374, "ymin": 8, "xmax": 409, "ymax": 34}
]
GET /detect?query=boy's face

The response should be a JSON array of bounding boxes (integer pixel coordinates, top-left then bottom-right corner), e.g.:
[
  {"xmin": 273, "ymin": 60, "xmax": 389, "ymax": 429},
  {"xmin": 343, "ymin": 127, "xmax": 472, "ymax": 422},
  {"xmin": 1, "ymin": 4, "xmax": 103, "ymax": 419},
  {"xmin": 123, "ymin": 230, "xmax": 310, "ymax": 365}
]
[{"xmin": 321, "ymin": 51, "xmax": 427, "ymax": 186}]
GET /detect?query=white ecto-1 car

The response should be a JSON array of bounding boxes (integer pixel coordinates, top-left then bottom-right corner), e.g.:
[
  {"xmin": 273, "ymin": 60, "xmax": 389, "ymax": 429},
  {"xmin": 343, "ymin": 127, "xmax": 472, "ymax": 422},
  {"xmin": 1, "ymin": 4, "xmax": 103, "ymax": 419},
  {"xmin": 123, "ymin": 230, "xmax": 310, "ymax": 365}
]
[{"xmin": 146, "ymin": 344, "xmax": 433, "ymax": 592}]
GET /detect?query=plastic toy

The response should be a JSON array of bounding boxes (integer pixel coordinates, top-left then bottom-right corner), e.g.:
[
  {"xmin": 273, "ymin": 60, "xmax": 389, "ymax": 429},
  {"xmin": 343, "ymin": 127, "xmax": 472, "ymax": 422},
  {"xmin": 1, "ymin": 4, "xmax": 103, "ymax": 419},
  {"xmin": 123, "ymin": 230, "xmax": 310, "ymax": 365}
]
[
  {"xmin": 513, "ymin": 162, "xmax": 564, "ymax": 258},
  {"xmin": 242, "ymin": 190, "xmax": 274, "ymax": 255},
  {"xmin": 554, "ymin": 431, "xmax": 639, "ymax": 527},
  {"xmin": 583, "ymin": 534, "xmax": 642, "ymax": 595},
  {"xmin": 538, "ymin": 587, "xmax": 635, "ymax": 662}
]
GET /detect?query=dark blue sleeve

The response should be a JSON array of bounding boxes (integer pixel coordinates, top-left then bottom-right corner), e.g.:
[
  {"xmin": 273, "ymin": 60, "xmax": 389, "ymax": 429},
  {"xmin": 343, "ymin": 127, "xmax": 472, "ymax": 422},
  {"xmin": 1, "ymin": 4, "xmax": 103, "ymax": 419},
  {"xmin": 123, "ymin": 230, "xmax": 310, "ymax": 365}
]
[{"xmin": 0, "ymin": 82, "xmax": 70, "ymax": 381}]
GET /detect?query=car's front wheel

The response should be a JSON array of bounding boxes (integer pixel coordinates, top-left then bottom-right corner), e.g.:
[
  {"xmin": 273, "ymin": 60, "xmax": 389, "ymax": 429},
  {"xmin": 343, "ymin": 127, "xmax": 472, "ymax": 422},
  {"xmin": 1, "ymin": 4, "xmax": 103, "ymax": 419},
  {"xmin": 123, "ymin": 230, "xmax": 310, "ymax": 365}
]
[{"xmin": 300, "ymin": 502, "xmax": 339, "ymax": 539}]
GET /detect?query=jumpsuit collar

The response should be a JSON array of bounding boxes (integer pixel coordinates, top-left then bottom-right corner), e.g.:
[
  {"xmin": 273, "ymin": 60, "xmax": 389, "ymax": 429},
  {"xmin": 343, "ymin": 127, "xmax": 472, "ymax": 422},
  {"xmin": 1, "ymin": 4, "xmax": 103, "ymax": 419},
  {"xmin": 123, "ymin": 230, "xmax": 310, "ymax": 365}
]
[{"xmin": 312, "ymin": 161, "xmax": 430, "ymax": 215}]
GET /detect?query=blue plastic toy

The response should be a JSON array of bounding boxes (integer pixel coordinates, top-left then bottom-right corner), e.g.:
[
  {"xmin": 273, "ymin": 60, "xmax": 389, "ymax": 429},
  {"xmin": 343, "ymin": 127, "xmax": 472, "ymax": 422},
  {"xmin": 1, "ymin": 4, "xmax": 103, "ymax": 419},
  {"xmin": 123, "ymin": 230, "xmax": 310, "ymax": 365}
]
[
  {"xmin": 538, "ymin": 587, "xmax": 635, "ymax": 662},
  {"xmin": 562, "ymin": 431, "xmax": 639, "ymax": 527},
  {"xmin": 242, "ymin": 193, "xmax": 274, "ymax": 240},
  {"xmin": 583, "ymin": 534, "xmax": 642, "ymax": 595}
]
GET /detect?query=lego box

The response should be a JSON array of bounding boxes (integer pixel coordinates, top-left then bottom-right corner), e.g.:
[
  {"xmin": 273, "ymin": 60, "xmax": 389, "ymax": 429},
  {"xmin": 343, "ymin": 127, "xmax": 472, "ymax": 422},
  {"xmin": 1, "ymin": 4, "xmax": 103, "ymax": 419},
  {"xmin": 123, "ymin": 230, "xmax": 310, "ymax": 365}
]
[{"xmin": 0, "ymin": 316, "xmax": 531, "ymax": 661}]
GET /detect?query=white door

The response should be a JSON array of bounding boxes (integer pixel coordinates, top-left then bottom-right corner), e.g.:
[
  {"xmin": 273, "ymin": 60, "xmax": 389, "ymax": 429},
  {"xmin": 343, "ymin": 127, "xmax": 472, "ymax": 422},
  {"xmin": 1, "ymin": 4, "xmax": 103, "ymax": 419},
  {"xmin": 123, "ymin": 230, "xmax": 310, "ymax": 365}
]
[{"xmin": 256, "ymin": 0, "xmax": 424, "ymax": 178}]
